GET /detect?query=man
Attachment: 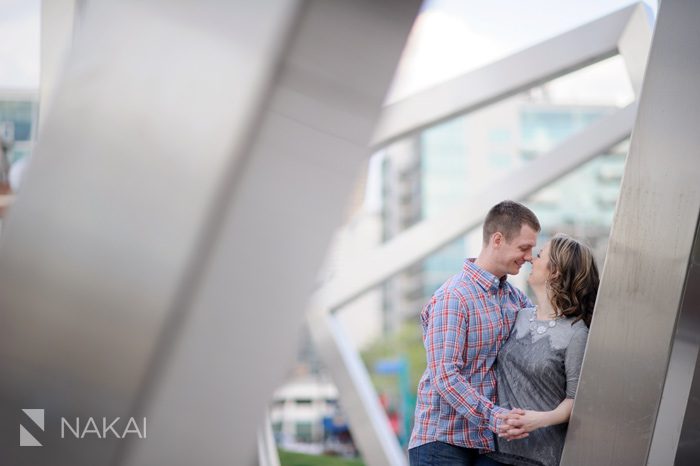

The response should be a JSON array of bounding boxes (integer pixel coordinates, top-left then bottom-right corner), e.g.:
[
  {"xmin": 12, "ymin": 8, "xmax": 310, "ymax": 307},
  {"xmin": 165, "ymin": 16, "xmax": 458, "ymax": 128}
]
[{"xmin": 408, "ymin": 200, "xmax": 540, "ymax": 465}]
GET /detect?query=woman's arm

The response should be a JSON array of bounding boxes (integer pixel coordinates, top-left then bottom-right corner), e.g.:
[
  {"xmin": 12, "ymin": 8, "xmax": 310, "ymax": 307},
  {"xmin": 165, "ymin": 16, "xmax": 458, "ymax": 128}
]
[{"xmin": 498, "ymin": 398, "xmax": 574, "ymax": 440}]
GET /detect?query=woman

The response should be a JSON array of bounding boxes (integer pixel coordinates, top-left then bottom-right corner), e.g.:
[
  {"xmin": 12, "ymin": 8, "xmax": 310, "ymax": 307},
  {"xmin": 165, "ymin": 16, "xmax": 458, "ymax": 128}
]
[{"xmin": 487, "ymin": 233, "xmax": 600, "ymax": 466}]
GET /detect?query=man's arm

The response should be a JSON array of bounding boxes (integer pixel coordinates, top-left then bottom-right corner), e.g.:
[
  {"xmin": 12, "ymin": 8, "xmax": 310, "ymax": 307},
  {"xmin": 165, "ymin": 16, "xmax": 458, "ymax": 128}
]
[{"xmin": 425, "ymin": 292, "xmax": 507, "ymax": 433}]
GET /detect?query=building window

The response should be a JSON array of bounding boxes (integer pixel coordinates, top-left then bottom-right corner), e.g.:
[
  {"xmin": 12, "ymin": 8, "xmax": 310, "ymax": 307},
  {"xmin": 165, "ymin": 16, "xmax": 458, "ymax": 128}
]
[{"xmin": 295, "ymin": 421, "xmax": 313, "ymax": 442}]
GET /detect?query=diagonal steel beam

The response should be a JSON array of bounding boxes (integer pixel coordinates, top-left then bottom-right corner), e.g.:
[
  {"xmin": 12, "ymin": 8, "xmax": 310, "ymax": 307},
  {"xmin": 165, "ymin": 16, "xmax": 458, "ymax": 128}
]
[
  {"xmin": 617, "ymin": 2, "xmax": 653, "ymax": 95},
  {"xmin": 0, "ymin": 1, "xmax": 420, "ymax": 465},
  {"xmin": 307, "ymin": 302, "xmax": 409, "ymax": 466},
  {"xmin": 561, "ymin": 0, "xmax": 700, "ymax": 463},
  {"xmin": 39, "ymin": 0, "xmax": 81, "ymax": 131},
  {"xmin": 372, "ymin": 3, "xmax": 649, "ymax": 148}
]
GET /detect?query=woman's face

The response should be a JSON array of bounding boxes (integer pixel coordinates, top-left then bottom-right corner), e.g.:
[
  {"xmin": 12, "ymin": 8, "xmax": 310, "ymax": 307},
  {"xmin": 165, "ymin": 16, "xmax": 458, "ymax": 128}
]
[{"xmin": 528, "ymin": 240, "xmax": 551, "ymax": 287}]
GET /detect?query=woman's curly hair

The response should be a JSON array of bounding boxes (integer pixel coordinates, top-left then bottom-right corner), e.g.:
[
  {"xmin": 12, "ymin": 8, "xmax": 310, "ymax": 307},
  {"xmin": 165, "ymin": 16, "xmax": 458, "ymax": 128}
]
[{"xmin": 546, "ymin": 233, "xmax": 600, "ymax": 327}]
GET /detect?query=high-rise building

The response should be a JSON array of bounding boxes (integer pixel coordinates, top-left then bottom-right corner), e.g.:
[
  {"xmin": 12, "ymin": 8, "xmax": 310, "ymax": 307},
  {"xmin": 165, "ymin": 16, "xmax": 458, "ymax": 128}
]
[
  {"xmin": 0, "ymin": 89, "xmax": 37, "ymax": 218},
  {"xmin": 0, "ymin": 89, "xmax": 37, "ymax": 164}
]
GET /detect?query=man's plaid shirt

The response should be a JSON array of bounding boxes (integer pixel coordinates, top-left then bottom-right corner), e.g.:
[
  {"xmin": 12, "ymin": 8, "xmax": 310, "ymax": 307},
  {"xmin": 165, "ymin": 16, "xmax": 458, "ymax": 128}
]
[{"xmin": 409, "ymin": 258, "xmax": 532, "ymax": 451}]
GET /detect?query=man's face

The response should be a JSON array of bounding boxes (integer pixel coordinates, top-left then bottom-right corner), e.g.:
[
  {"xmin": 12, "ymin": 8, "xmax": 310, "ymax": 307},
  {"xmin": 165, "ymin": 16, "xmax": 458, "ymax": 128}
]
[{"xmin": 493, "ymin": 224, "xmax": 538, "ymax": 277}]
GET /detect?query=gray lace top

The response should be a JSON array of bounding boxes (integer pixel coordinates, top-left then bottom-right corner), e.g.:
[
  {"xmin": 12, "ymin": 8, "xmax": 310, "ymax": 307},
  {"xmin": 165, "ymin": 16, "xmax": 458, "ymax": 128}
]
[{"xmin": 487, "ymin": 307, "xmax": 588, "ymax": 466}]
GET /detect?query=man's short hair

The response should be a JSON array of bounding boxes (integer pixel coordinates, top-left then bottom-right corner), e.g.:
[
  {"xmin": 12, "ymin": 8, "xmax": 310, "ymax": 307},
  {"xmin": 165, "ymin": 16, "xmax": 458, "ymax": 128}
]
[{"xmin": 483, "ymin": 200, "xmax": 540, "ymax": 244}]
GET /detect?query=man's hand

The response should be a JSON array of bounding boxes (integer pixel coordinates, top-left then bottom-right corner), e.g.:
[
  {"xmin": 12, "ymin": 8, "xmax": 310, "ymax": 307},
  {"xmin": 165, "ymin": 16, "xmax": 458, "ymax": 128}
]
[
  {"xmin": 496, "ymin": 409, "xmax": 527, "ymax": 440},
  {"xmin": 496, "ymin": 408, "xmax": 546, "ymax": 441}
]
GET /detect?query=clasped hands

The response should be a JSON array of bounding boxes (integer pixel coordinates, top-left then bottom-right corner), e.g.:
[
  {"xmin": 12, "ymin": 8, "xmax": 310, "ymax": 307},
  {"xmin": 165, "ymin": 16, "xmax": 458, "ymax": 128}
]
[{"xmin": 496, "ymin": 408, "xmax": 545, "ymax": 441}]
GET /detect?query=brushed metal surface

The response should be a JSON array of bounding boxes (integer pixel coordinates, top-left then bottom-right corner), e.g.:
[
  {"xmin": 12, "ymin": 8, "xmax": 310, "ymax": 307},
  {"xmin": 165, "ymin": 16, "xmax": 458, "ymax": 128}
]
[
  {"xmin": 0, "ymin": 1, "xmax": 297, "ymax": 464},
  {"xmin": 669, "ymin": 224, "xmax": 700, "ymax": 466},
  {"xmin": 39, "ymin": 0, "xmax": 80, "ymax": 131},
  {"xmin": 122, "ymin": 2, "xmax": 420, "ymax": 465},
  {"xmin": 0, "ymin": 0, "xmax": 417, "ymax": 465},
  {"xmin": 647, "ymin": 221, "xmax": 700, "ymax": 466},
  {"xmin": 561, "ymin": 1, "xmax": 700, "ymax": 465}
]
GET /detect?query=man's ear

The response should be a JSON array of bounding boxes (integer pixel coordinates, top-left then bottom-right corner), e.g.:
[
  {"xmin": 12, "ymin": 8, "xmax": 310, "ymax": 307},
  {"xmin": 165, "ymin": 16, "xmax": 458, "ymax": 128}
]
[{"xmin": 492, "ymin": 232, "xmax": 504, "ymax": 247}]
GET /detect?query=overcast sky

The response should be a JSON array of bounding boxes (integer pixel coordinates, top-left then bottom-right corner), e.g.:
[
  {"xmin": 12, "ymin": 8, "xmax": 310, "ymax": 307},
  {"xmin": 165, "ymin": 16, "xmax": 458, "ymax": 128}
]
[
  {"xmin": 0, "ymin": 0, "xmax": 657, "ymax": 94},
  {"xmin": 0, "ymin": 0, "xmax": 39, "ymax": 89},
  {"xmin": 388, "ymin": 0, "xmax": 657, "ymax": 101}
]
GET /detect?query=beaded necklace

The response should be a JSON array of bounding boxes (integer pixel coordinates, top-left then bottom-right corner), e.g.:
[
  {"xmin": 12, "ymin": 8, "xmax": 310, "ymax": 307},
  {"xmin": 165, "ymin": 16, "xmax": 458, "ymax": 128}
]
[{"xmin": 528, "ymin": 306, "xmax": 564, "ymax": 335}]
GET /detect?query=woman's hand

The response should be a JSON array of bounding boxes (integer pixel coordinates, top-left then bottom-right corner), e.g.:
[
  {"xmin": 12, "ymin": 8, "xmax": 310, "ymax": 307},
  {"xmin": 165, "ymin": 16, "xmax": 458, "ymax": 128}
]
[
  {"xmin": 496, "ymin": 409, "xmax": 546, "ymax": 440},
  {"xmin": 498, "ymin": 399, "xmax": 575, "ymax": 440}
]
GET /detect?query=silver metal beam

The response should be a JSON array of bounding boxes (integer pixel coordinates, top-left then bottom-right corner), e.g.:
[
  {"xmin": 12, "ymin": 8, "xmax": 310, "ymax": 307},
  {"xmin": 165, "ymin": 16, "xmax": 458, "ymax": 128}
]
[
  {"xmin": 617, "ymin": 3, "xmax": 653, "ymax": 95},
  {"xmin": 371, "ymin": 3, "xmax": 649, "ymax": 148},
  {"xmin": 39, "ymin": 0, "xmax": 82, "ymax": 132},
  {"xmin": 0, "ymin": 1, "xmax": 418, "ymax": 465},
  {"xmin": 672, "ymin": 254, "xmax": 700, "ymax": 466},
  {"xmin": 561, "ymin": 1, "xmax": 700, "ymax": 464},
  {"xmin": 122, "ymin": 2, "xmax": 420, "ymax": 465},
  {"xmin": 307, "ymin": 303, "xmax": 409, "ymax": 466},
  {"xmin": 258, "ymin": 410, "xmax": 281, "ymax": 466}
]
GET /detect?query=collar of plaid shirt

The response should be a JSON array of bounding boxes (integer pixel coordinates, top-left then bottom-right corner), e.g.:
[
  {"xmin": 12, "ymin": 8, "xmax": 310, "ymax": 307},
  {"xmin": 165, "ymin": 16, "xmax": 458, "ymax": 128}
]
[{"xmin": 464, "ymin": 258, "xmax": 507, "ymax": 293}]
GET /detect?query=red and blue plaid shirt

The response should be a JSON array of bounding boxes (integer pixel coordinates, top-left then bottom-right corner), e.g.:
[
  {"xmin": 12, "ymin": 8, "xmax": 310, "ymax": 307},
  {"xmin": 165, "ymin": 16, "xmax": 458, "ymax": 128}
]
[{"xmin": 409, "ymin": 258, "xmax": 532, "ymax": 451}]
